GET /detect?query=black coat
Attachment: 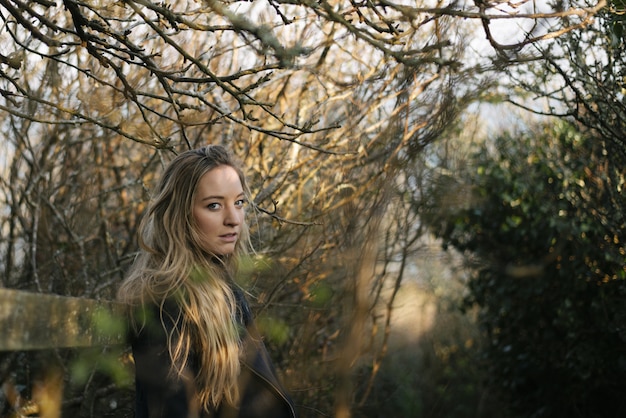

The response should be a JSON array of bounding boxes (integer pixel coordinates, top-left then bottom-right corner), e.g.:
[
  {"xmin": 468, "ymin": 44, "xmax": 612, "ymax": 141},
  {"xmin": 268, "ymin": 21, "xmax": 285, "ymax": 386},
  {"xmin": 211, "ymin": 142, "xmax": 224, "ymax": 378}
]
[{"xmin": 130, "ymin": 288, "xmax": 297, "ymax": 418}]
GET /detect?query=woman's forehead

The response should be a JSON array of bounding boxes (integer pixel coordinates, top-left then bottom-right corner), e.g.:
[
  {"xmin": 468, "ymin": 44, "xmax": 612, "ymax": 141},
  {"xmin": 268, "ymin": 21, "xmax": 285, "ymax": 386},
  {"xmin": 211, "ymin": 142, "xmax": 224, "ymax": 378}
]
[{"xmin": 195, "ymin": 165, "xmax": 244, "ymax": 199}]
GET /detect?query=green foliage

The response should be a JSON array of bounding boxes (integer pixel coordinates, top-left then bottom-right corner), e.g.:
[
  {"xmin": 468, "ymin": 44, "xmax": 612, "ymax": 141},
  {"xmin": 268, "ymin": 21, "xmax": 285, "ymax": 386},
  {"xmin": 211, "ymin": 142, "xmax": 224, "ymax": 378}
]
[
  {"xmin": 308, "ymin": 282, "xmax": 334, "ymax": 308},
  {"xmin": 70, "ymin": 347, "xmax": 132, "ymax": 388},
  {"xmin": 91, "ymin": 307, "xmax": 128, "ymax": 345},
  {"xmin": 425, "ymin": 121, "xmax": 626, "ymax": 417},
  {"xmin": 71, "ymin": 308, "xmax": 132, "ymax": 388},
  {"xmin": 256, "ymin": 315, "xmax": 291, "ymax": 346}
]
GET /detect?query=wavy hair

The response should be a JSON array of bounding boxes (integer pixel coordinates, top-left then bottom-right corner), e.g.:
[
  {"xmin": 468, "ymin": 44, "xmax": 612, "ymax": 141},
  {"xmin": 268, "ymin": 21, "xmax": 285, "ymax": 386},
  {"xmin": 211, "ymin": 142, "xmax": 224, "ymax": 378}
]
[{"xmin": 117, "ymin": 145, "xmax": 251, "ymax": 409}]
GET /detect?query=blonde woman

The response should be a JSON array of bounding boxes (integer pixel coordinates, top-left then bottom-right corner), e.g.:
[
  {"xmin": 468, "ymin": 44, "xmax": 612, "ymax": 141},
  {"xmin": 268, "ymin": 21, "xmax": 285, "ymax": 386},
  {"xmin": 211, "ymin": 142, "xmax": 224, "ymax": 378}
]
[{"xmin": 118, "ymin": 145, "xmax": 296, "ymax": 418}]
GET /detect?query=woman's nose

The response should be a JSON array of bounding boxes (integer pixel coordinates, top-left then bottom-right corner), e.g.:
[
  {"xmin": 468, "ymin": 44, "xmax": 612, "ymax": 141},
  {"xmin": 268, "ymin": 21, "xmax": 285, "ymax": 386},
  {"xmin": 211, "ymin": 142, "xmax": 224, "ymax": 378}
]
[{"xmin": 224, "ymin": 204, "xmax": 242, "ymax": 226}]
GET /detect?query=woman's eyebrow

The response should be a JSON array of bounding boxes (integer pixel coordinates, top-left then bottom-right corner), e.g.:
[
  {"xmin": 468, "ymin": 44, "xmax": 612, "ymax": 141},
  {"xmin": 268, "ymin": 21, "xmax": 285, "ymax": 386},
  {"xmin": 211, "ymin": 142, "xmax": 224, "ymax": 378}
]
[{"xmin": 200, "ymin": 191, "xmax": 244, "ymax": 201}]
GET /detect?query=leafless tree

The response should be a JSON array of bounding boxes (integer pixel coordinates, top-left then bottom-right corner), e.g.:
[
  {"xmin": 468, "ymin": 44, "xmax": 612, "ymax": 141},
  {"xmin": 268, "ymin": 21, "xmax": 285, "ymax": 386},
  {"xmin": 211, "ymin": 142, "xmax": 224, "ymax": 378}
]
[
  {"xmin": 496, "ymin": 1, "xmax": 626, "ymax": 156},
  {"xmin": 0, "ymin": 0, "xmax": 604, "ymax": 146}
]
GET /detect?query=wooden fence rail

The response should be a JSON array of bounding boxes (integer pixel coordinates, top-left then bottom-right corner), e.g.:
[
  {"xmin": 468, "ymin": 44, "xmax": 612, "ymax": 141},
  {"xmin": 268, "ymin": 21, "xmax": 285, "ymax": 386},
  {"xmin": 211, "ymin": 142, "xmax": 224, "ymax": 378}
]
[
  {"xmin": 0, "ymin": 288, "xmax": 131, "ymax": 418},
  {"xmin": 0, "ymin": 288, "xmax": 126, "ymax": 351}
]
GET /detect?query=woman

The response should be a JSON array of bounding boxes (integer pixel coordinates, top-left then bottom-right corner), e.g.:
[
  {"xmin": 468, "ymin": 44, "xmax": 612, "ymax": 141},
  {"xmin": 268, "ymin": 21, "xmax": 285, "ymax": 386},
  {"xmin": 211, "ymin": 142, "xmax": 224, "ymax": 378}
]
[{"xmin": 117, "ymin": 145, "xmax": 296, "ymax": 418}]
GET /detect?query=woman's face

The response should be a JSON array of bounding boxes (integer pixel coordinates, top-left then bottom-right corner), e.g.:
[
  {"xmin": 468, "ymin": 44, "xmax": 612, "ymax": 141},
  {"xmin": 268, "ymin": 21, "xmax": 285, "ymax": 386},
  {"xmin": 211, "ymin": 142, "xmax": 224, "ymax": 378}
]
[{"xmin": 192, "ymin": 165, "xmax": 245, "ymax": 256}]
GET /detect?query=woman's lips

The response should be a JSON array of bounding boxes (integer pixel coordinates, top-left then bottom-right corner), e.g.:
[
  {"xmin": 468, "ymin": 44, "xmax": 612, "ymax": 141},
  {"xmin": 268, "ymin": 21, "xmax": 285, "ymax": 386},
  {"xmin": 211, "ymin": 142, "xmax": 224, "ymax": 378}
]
[{"xmin": 219, "ymin": 233, "xmax": 238, "ymax": 243}]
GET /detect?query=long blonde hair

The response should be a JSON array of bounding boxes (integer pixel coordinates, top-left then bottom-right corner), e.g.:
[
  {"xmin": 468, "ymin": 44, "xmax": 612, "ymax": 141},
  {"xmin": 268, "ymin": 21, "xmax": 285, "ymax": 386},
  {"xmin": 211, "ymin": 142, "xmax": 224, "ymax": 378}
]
[{"xmin": 117, "ymin": 145, "xmax": 251, "ymax": 409}]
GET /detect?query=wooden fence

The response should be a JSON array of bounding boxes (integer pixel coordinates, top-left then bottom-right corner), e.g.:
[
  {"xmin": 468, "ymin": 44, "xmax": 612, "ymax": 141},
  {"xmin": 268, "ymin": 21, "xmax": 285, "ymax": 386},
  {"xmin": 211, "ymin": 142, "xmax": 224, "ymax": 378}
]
[{"xmin": 0, "ymin": 288, "xmax": 128, "ymax": 418}]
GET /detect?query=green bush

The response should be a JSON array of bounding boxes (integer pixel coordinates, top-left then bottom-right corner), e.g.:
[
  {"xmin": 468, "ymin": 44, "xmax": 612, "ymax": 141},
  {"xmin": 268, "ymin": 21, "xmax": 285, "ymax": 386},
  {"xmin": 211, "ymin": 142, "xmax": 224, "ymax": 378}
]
[{"xmin": 425, "ymin": 121, "xmax": 626, "ymax": 417}]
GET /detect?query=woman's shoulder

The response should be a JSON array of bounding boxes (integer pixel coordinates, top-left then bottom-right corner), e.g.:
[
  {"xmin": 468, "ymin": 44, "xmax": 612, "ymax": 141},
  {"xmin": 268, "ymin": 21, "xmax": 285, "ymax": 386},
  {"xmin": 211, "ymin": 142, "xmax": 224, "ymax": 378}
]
[
  {"xmin": 128, "ymin": 297, "xmax": 184, "ymax": 342},
  {"xmin": 231, "ymin": 285, "xmax": 254, "ymax": 327}
]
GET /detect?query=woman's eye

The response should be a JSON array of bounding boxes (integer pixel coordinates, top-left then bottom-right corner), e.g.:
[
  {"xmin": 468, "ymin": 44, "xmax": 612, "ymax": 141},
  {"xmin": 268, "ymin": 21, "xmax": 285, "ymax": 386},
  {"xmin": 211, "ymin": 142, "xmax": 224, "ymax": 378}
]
[
  {"xmin": 207, "ymin": 203, "xmax": 220, "ymax": 210},
  {"xmin": 235, "ymin": 199, "xmax": 246, "ymax": 207}
]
